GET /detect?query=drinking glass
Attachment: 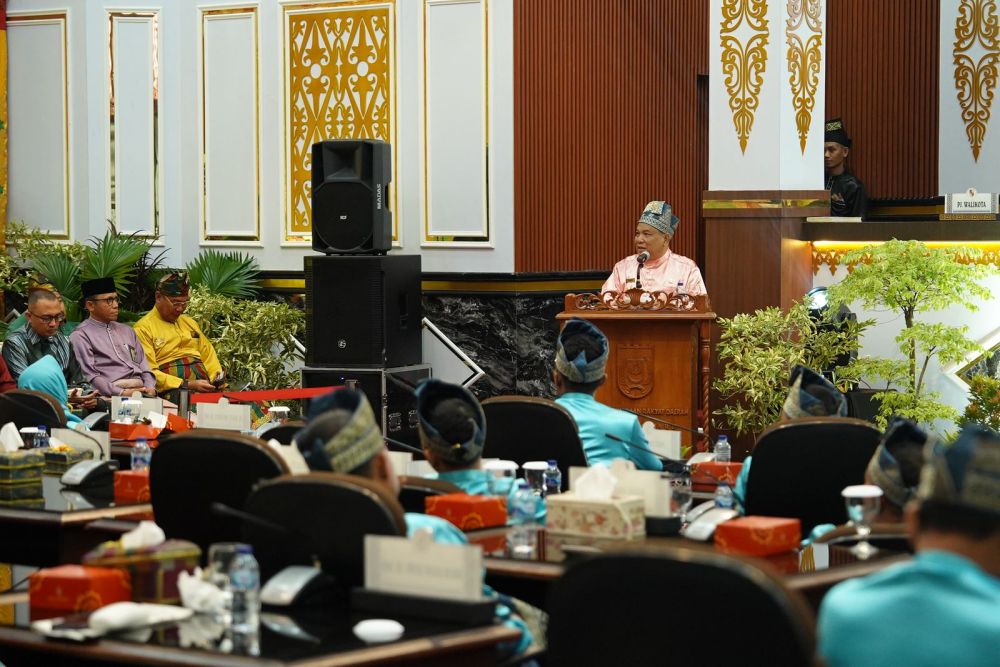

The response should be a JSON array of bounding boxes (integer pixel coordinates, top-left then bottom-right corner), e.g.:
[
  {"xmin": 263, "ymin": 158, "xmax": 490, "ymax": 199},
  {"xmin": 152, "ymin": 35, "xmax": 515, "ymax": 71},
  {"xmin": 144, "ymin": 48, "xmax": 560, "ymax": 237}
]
[
  {"xmin": 667, "ymin": 474, "xmax": 693, "ymax": 522},
  {"xmin": 267, "ymin": 406, "xmax": 290, "ymax": 425},
  {"xmin": 842, "ymin": 485, "xmax": 883, "ymax": 559},
  {"xmin": 207, "ymin": 541, "xmax": 249, "ymax": 623},
  {"xmin": 522, "ymin": 461, "xmax": 548, "ymax": 496},
  {"xmin": 483, "ymin": 459, "xmax": 519, "ymax": 495}
]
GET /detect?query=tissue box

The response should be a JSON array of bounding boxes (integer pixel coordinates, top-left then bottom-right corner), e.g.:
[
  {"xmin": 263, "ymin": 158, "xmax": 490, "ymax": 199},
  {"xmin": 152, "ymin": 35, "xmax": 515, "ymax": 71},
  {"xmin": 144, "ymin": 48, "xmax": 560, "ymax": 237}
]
[
  {"xmin": 714, "ymin": 516, "xmax": 802, "ymax": 557},
  {"xmin": 0, "ymin": 496, "xmax": 45, "ymax": 509},
  {"xmin": 425, "ymin": 493, "xmax": 507, "ymax": 530},
  {"xmin": 82, "ymin": 539, "xmax": 200, "ymax": 603},
  {"xmin": 29, "ymin": 565, "xmax": 132, "ymax": 617},
  {"xmin": 546, "ymin": 492, "xmax": 646, "ymax": 539},
  {"xmin": 0, "ymin": 478, "xmax": 43, "ymax": 500},
  {"xmin": 0, "ymin": 449, "xmax": 45, "ymax": 481},
  {"xmin": 690, "ymin": 461, "xmax": 743, "ymax": 490},
  {"xmin": 44, "ymin": 446, "xmax": 93, "ymax": 475},
  {"xmin": 114, "ymin": 469, "xmax": 151, "ymax": 504}
]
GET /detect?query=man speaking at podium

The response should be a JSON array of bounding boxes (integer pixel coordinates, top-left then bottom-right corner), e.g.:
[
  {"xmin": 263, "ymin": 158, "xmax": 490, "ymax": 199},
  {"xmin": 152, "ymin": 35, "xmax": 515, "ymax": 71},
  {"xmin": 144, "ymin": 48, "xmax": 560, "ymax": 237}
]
[{"xmin": 602, "ymin": 201, "xmax": 707, "ymax": 297}]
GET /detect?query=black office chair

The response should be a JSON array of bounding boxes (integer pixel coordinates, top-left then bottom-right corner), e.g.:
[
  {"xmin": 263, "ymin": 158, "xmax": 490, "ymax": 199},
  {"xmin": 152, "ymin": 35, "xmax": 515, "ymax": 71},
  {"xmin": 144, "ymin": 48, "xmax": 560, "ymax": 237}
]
[
  {"xmin": 744, "ymin": 417, "xmax": 882, "ymax": 531},
  {"xmin": 242, "ymin": 472, "xmax": 406, "ymax": 587},
  {"xmin": 546, "ymin": 551, "xmax": 816, "ymax": 666},
  {"xmin": 0, "ymin": 389, "xmax": 67, "ymax": 429},
  {"xmin": 397, "ymin": 475, "xmax": 463, "ymax": 513},
  {"xmin": 149, "ymin": 429, "xmax": 289, "ymax": 556},
  {"xmin": 482, "ymin": 396, "xmax": 586, "ymax": 491},
  {"xmin": 257, "ymin": 420, "xmax": 306, "ymax": 445}
]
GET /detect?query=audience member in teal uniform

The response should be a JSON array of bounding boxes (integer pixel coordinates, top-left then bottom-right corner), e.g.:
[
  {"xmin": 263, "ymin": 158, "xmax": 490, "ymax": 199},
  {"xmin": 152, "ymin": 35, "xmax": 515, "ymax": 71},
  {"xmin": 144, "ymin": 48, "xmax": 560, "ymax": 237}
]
[
  {"xmin": 296, "ymin": 387, "xmax": 535, "ymax": 655},
  {"xmin": 553, "ymin": 318, "xmax": 663, "ymax": 471},
  {"xmin": 17, "ymin": 355, "xmax": 85, "ymax": 426},
  {"xmin": 818, "ymin": 424, "xmax": 1000, "ymax": 667}
]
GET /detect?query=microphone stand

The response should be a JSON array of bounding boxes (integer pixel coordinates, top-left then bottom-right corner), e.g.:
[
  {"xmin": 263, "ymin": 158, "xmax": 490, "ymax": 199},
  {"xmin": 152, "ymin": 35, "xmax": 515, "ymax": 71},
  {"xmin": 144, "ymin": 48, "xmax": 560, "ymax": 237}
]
[
  {"xmin": 635, "ymin": 257, "xmax": 646, "ymax": 291},
  {"xmin": 383, "ymin": 435, "xmax": 426, "ymax": 457}
]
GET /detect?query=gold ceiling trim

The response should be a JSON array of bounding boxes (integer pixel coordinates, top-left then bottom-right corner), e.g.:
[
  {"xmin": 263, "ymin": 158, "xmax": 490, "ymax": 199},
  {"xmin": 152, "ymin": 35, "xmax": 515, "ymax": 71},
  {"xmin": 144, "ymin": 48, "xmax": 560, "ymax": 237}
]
[
  {"xmin": 785, "ymin": 0, "xmax": 822, "ymax": 154},
  {"xmin": 811, "ymin": 241, "xmax": 1000, "ymax": 275},
  {"xmin": 720, "ymin": 0, "xmax": 769, "ymax": 154},
  {"xmin": 953, "ymin": 0, "xmax": 1000, "ymax": 162}
]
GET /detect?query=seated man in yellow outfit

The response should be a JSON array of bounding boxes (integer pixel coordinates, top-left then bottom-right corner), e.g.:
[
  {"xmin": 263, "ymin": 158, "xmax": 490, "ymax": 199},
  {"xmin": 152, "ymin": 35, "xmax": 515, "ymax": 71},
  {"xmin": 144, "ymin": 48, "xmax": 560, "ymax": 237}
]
[{"xmin": 134, "ymin": 272, "xmax": 224, "ymax": 397}]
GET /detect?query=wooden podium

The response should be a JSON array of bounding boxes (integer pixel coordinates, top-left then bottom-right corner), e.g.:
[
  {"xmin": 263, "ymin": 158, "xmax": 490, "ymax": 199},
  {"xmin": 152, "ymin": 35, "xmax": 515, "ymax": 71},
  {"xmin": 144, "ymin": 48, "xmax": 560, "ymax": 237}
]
[{"xmin": 557, "ymin": 292, "xmax": 716, "ymax": 452}]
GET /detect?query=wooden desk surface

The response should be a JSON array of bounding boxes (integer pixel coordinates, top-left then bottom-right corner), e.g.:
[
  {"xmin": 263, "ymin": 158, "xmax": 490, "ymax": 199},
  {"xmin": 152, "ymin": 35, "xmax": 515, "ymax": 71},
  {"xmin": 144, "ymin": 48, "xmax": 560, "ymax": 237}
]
[{"xmin": 0, "ymin": 592, "xmax": 519, "ymax": 667}]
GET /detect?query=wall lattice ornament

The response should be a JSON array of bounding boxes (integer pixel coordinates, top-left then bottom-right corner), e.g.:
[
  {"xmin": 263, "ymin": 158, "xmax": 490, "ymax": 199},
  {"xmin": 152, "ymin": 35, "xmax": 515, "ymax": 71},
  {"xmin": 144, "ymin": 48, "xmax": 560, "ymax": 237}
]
[
  {"xmin": 720, "ymin": 0, "xmax": 769, "ymax": 153},
  {"xmin": 785, "ymin": 0, "xmax": 822, "ymax": 154},
  {"xmin": 812, "ymin": 243, "xmax": 1000, "ymax": 275},
  {"xmin": 954, "ymin": 0, "xmax": 1000, "ymax": 162},
  {"xmin": 284, "ymin": 3, "xmax": 395, "ymax": 242}
]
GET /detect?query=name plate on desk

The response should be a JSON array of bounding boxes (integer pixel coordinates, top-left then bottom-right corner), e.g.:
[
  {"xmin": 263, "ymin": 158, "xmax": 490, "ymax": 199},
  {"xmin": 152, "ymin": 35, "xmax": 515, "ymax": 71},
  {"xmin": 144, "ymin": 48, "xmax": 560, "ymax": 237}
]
[
  {"xmin": 945, "ymin": 189, "xmax": 998, "ymax": 217},
  {"xmin": 196, "ymin": 401, "xmax": 252, "ymax": 431},
  {"xmin": 364, "ymin": 533, "xmax": 483, "ymax": 602}
]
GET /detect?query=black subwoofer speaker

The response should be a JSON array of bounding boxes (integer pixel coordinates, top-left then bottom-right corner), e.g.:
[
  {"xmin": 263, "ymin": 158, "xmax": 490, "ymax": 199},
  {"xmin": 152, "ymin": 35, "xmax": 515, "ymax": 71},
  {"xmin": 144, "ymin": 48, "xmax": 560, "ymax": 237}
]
[
  {"xmin": 311, "ymin": 140, "xmax": 391, "ymax": 254},
  {"xmin": 304, "ymin": 255, "xmax": 422, "ymax": 367}
]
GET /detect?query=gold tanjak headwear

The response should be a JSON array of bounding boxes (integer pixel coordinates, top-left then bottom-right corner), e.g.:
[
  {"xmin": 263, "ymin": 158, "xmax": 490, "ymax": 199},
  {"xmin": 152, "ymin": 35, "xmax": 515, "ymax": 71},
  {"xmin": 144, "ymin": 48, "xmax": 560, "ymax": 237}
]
[
  {"xmin": 918, "ymin": 424, "xmax": 1000, "ymax": 516},
  {"xmin": 296, "ymin": 389, "xmax": 384, "ymax": 474}
]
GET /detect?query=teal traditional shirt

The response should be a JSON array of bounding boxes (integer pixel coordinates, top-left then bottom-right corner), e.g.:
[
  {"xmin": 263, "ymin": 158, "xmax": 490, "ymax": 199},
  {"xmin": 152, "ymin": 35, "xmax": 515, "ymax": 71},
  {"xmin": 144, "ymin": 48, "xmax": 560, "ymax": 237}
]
[
  {"xmin": 819, "ymin": 550, "xmax": 1000, "ymax": 667},
  {"xmin": 555, "ymin": 392, "xmax": 663, "ymax": 471}
]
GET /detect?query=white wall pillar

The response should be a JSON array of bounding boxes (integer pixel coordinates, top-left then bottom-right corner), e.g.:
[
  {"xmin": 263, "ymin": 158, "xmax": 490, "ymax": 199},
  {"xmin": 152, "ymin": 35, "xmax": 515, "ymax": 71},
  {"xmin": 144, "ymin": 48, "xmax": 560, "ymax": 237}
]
[{"xmin": 708, "ymin": 0, "xmax": 826, "ymax": 191}]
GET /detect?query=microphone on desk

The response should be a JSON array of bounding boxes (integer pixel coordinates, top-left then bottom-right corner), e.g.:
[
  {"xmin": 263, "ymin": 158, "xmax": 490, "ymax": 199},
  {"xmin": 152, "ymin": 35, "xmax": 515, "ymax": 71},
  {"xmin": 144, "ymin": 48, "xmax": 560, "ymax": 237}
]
[
  {"xmin": 636, "ymin": 250, "xmax": 650, "ymax": 264},
  {"xmin": 211, "ymin": 502, "xmax": 322, "ymax": 566},
  {"xmin": 603, "ymin": 432, "xmax": 689, "ymax": 474},
  {"xmin": 635, "ymin": 251, "xmax": 650, "ymax": 290},
  {"xmin": 622, "ymin": 408, "xmax": 706, "ymax": 439},
  {"xmin": 382, "ymin": 435, "xmax": 426, "ymax": 457}
]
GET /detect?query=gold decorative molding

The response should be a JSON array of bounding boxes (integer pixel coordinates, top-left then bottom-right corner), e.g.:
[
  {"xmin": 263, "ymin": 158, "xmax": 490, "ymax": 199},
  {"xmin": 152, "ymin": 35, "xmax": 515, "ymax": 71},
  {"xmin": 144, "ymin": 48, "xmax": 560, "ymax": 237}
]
[
  {"xmin": 720, "ymin": 0, "xmax": 769, "ymax": 153},
  {"xmin": 953, "ymin": 0, "xmax": 1000, "ymax": 162},
  {"xmin": 785, "ymin": 0, "xmax": 822, "ymax": 154},
  {"xmin": 282, "ymin": 2, "xmax": 396, "ymax": 244},
  {"xmin": 812, "ymin": 241, "xmax": 1000, "ymax": 275}
]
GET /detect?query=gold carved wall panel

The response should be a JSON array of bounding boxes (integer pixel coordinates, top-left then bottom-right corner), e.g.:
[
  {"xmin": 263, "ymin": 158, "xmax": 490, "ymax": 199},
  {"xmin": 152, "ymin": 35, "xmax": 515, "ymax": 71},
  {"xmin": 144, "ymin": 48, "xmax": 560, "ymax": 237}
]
[
  {"xmin": 283, "ymin": 2, "xmax": 396, "ymax": 243},
  {"xmin": 720, "ymin": 0, "xmax": 769, "ymax": 153},
  {"xmin": 785, "ymin": 0, "xmax": 822, "ymax": 154},
  {"xmin": 954, "ymin": 0, "xmax": 1000, "ymax": 162}
]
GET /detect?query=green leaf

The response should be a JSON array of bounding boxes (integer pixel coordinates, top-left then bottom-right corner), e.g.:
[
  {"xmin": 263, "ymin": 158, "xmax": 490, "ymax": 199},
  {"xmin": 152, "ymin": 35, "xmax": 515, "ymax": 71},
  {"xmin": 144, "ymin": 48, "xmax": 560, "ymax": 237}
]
[{"xmin": 185, "ymin": 250, "xmax": 260, "ymax": 299}]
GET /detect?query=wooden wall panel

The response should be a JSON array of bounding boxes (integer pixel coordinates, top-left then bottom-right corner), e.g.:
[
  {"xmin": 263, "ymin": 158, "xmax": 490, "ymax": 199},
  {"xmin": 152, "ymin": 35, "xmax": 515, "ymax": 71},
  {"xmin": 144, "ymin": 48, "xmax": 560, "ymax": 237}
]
[
  {"xmin": 826, "ymin": 0, "xmax": 939, "ymax": 199},
  {"xmin": 514, "ymin": 0, "xmax": 708, "ymax": 273}
]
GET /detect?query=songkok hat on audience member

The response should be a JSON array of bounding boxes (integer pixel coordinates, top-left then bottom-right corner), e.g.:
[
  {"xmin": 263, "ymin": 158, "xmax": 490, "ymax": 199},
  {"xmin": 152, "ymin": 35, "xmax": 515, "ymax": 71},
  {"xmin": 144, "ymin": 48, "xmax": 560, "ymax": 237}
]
[
  {"xmin": 555, "ymin": 318, "xmax": 609, "ymax": 384},
  {"xmin": 917, "ymin": 423, "xmax": 1000, "ymax": 516},
  {"xmin": 158, "ymin": 272, "xmax": 190, "ymax": 297},
  {"xmin": 637, "ymin": 201, "xmax": 680, "ymax": 236},
  {"xmin": 295, "ymin": 388, "xmax": 383, "ymax": 473},
  {"xmin": 81, "ymin": 277, "xmax": 117, "ymax": 299},
  {"xmin": 866, "ymin": 417, "xmax": 929, "ymax": 508},
  {"xmin": 414, "ymin": 379, "xmax": 486, "ymax": 465},
  {"xmin": 825, "ymin": 118, "xmax": 852, "ymax": 148},
  {"xmin": 781, "ymin": 365, "xmax": 847, "ymax": 419},
  {"xmin": 27, "ymin": 273, "xmax": 58, "ymax": 297}
]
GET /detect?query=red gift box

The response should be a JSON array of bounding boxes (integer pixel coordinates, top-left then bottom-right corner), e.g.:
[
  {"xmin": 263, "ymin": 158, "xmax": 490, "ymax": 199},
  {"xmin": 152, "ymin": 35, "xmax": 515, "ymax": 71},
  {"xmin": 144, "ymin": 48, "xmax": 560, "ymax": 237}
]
[
  {"xmin": 690, "ymin": 461, "xmax": 743, "ymax": 489},
  {"xmin": 425, "ymin": 493, "xmax": 507, "ymax": 531},
  {"xmin": 109, "ymin": 414, "xmax": 191, "ymax": 442},
  {"xmin": 82, "ymin": 539, "xmax": 200, "ymax": 603},
  {"xmin": 714, "ymin": 516, "xmax": 802, "ymax": 557},
  {"xmin": 114, "ymin": 470, "xmax": 151, "ymax": 504},
  {"xmin": 29, "ymin": 565, "xmax": 132, "ymax": 618}
]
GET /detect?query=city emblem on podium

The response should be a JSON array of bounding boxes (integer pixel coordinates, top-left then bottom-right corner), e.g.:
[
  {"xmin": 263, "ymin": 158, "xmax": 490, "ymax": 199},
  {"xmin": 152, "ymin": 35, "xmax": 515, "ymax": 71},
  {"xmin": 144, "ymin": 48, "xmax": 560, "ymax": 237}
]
[{"xmin": 617, "ymin": 346, "xmax": 654, "ymax": 399}]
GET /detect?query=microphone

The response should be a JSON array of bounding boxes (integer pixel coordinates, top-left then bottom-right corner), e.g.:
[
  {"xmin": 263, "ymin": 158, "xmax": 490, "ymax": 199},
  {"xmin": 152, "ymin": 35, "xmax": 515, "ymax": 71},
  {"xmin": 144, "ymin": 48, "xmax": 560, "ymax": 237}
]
[
  {"xmin": 383, "ymin": 435, "xmax": 425, "ymax": 457},
  {"xmin": 623, "ymin": 409, "xmax": 706, "ymax": 439},
  {"xmin": 635, "ymin": 251, "xmax": 650, "ymax": 290},
  {"xmin": 636, "ymin": 250, "xmax": 650, "ymax": 264},
  {"xmin": 211, "ymin": 502, "xmax": 322, "ymax": 567},
  {"xmin": 604, "ymin": 432, "xmax": 688, "ymax": 474}
]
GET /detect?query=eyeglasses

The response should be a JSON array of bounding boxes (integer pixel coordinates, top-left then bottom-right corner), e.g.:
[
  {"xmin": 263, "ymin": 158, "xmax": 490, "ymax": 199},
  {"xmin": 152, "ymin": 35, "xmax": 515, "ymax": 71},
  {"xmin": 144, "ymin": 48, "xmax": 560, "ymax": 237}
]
[
  {"xmin": 28, "ymin": 312, "xmax": 65, "ymax": 325},
  {"xmin": 90, "ymin": 296, "xmax": 119, "ymax": 306},
  {"xmin": 165, "ymin": 297, "xmax": 189, "ymax": 309}
]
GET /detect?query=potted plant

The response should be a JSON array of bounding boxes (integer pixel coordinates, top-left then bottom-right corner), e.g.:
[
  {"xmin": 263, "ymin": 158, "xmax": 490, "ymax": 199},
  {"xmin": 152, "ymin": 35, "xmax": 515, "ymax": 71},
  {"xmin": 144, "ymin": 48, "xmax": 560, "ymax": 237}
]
[
  {"xmin": 713, "ymin": 300, "xmax": 868, "ymax": 437},
  {"xmin": 827, "ymin": 239, "xmax": 995, "ymax": 429}
]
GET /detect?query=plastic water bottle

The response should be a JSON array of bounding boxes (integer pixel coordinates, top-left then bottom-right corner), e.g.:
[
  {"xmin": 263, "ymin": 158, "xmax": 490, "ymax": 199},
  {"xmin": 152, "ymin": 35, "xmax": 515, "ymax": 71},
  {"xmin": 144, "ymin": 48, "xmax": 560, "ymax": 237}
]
[
  {"xmin": 131, "ymin": 438, "xmax": 152, "ymax": 471},
  {"xmin": 714, "ymin": 482, "xmax": 734, "ymax": 509},
  {"xmin": 714, "ymin": 435, "xmax": 731, "ymax": 463},
  {"xmin": 228, "ymin": 544, "xmax": 261, "ymax": 633},
  {"xmin": 508, "ymin": 481, "xmax": 539, "ymax": 558},
  {"xmin": 35, "ymin": 426, "xmax": 49, "ymax": 449},
  {"xmin": 543, "ymin": 460, "xmax": 562, "ymax": 496}
]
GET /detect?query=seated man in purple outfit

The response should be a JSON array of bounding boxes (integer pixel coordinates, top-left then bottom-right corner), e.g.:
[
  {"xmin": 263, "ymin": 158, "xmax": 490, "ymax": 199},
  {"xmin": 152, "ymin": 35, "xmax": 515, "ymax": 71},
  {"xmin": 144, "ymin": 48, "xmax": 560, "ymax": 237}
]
[{"xmin": 69, "ymin": 277, "xmax": 157, "ymax": 398}]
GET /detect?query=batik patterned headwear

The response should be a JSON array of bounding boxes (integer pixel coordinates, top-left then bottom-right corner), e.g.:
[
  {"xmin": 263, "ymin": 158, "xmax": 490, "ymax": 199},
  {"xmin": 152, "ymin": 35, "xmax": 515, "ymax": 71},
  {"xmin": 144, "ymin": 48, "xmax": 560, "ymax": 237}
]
[
  {"xmin": 917, "ymin": 423, "xmax": 1000, "ymax": 516},
  {"xmin": 414, "ymin": 379, "xmax": 486, "ymax": 465},
  {"xmin": 27, "ymin": 273, "xmax": 58, "ymax": 296},
  {"xmin": 866, "ymin": 417, "xmax": 929, "ymax": 508},
  {"xmin": 825, "ymin": 118, "xmax": 852, "ymax": 148},
  {"xmin": 81, "ymin": 277, "xmax": 117, "ymax": 299},
  {"xmin": 158, "ymin": 272, "xmax": 189, "ymax": 297},
  {"xmin": 781, "ymin": 365, "xmax": 847, "ymax": 419},
  {"xmin": 637, "ymin": 201, "xmax": 680, "ymax": 236},
  {"xmin": 295, "ymin": 388, "xmax": 384, "ymax": 474},
  {"xmin": 555, "ymin": 318, "xmax": 609, "ymax": 384}
]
